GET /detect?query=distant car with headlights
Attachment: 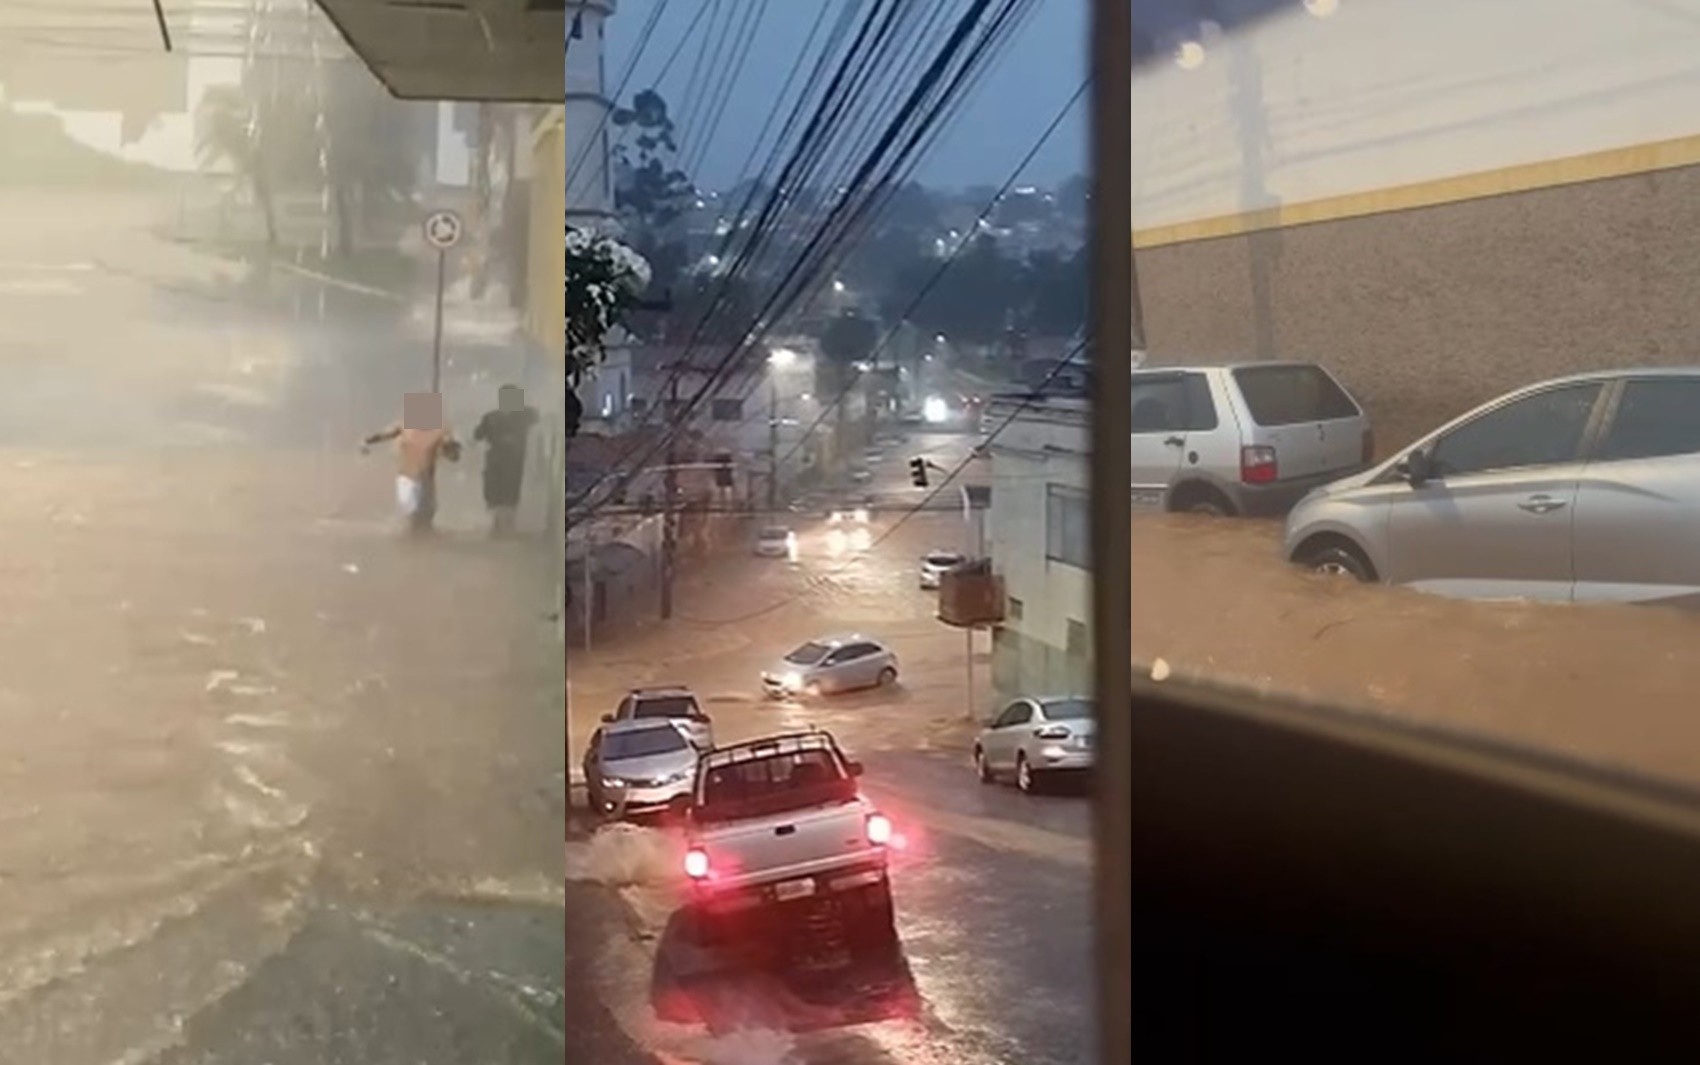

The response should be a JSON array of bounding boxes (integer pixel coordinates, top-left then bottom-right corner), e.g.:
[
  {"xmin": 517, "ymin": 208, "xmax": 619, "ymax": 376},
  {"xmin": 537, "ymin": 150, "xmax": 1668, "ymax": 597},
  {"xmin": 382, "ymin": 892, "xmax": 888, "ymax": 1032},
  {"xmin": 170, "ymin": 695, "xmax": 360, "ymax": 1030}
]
[
  {"xmin": 678, "ymin": 729, "xmax": 897, "ymax": 955},
  {"xmin": 973, "ymin": 695, "xmax": 1095, "ymax": 794},
  {"xmin": 918, "ymin": 550, "xmax": 967, "ymax": 590},
  {"xmin": 609, "ymin": 685, "xmax": 713, "ymax": 750},
  {"xmin": 761, "ymin": 634, "xmax": 898, "ymax": 699},
  {"xmin": 583, "ymin": 718, "xmax": 701, "ymax": 819},
  {"xmin": 754, "ymin": 525, "xmax": 797, "ymax": 558}
]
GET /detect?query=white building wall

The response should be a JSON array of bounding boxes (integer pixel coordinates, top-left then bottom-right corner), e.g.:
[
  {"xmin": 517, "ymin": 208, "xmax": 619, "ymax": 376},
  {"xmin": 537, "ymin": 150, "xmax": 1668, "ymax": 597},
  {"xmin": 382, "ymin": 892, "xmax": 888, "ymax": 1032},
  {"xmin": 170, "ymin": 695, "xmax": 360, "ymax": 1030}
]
[
  {"xmin": 1132, "ymin": 0, "xmax": 1700, "ymax": 240},
  {"xmin": 988, "ymin": 405, "xmax": 1092, "ymax": 700},
  {"xmin": 566, "ymin": 0, "xmax": 616, "ymax": 226}
]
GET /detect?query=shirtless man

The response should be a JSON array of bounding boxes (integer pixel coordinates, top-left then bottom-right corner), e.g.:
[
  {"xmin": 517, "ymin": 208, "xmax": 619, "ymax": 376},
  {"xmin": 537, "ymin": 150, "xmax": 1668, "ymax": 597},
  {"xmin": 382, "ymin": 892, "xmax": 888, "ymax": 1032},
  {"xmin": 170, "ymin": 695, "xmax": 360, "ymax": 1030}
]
[{"xmin": 362, "ymin": 391, "xmax": 462, "ymax": 534}]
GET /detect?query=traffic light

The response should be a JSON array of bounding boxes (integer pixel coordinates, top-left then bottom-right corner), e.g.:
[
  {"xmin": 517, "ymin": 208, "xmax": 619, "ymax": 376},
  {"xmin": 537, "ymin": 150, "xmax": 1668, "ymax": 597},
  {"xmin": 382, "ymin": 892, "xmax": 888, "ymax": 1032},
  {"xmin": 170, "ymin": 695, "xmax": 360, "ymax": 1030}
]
[
  {"xmin": 713, "ymin": 453, "xmax": 735, "ymax": 488},
  {"xmin": 909, "ymin": 457, "xmax": 928, "ymax": 488}
]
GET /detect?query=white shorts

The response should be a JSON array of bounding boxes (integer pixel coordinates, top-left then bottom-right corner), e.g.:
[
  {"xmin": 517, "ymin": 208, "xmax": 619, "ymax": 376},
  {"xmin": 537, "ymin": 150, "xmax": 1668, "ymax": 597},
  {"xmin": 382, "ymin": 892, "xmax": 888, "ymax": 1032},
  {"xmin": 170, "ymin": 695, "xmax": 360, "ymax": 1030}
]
[{"xmin": 396, "ymin": 476, "xmax": 423, "ymax": 516}]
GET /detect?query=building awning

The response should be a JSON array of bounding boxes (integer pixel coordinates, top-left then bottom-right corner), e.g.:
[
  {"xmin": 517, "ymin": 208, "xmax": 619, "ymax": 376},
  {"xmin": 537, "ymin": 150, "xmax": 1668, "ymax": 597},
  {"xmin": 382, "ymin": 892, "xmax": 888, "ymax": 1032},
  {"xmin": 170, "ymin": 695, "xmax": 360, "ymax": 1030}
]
[{"xmin": 312, "ymin": 0, "xmax": 566, "ymax": 102}]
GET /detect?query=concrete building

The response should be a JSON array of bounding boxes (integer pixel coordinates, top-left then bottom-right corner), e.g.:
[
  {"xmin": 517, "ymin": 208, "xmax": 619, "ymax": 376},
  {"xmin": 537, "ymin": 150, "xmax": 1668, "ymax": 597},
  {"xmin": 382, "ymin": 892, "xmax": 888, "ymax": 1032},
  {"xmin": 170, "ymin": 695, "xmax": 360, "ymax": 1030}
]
[
  {"xmin": 985, "ymin": 394, "xmax": 1092, "ymax": 704},
  {"xmin": 1132, "ymin": 0, "xmax": 1700, "ymax": 451},
  {"xmin": 565, "ymin": 0, "xmax": 617, "ymax": 230}
]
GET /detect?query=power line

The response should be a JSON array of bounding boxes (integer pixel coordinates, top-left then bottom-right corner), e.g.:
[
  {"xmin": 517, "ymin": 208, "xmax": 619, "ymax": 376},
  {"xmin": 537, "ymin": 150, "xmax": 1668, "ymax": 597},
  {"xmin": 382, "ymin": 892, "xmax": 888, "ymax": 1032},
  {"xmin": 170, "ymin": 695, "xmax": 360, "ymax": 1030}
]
[
  {"xmin": 767, "ymin": 76, "xmax": 1086, "ymax": 472},
  {"xmin": 574, "ymin": 0, "xmax": 1036, "ymax": 527},
  {"xmin": 671, "ymin": 0, "xmax": 732, "ymax": 154},
  {"xmin": 680, "ymin": 0, "xmax": 770, "ymax": 178}
]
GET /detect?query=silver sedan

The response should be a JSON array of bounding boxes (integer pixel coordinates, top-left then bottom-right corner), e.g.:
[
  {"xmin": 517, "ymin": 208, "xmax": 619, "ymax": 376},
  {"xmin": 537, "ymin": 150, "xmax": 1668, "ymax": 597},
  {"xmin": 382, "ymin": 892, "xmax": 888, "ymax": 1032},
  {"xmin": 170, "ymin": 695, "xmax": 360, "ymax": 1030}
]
[
  {"xmin": 973, "ymin": 696, "xmax": 1095, "ymax": 794},
  {"xmin": 582, "ymin": 718, "xmax": 701, "ymax": 819}
]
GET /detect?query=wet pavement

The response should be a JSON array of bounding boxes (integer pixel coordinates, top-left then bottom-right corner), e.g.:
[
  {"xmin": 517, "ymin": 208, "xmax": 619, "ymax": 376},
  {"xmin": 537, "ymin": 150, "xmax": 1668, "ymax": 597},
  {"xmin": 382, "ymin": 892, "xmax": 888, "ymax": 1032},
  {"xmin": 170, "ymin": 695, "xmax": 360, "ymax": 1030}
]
[
  {"xmin": 0, "ymin": 190, "xmax": 563, "ymax": 1062},
  {"xmin": 567, "ymin": 451, "xmax": 1098, "ymax": 1064}
]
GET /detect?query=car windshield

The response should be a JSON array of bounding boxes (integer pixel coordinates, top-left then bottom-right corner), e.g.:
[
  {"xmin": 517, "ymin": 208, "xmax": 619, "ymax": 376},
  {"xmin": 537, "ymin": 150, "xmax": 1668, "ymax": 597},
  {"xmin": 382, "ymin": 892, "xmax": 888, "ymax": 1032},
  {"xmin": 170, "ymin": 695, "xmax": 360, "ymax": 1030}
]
[
  {"xmin": 631, "ymin": 696, "xmax": 697, "ymax": 720},
  {"xmin": 1043, "ymin": 699, "xmax": 1094, "ymax": 721},
  {"xmin": 760, "ymin": 527, "xmax": 790, "ymax": 539},
  {"xmin": 926, "ymin": 552, "xmax": 963, "ymax": 566},
  {"xmin": 784, "ymin": 642, "xmax": 833, "ymax": 665},
  {"xmin": 696, "ymin": 749, "xmax": 853, "ymax": 822},
  {"xmin": 602, "ymin": 727, "xmax": 688, "ymax": 761}
]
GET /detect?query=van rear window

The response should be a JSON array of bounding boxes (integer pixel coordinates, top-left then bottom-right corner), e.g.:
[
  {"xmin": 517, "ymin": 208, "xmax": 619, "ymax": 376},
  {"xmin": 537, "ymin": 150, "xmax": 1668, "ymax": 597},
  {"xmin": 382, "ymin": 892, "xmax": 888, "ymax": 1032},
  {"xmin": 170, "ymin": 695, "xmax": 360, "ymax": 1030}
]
[{"xmin": 1231, "ymin": 365, "xmax": 1360, "ymax": 426}]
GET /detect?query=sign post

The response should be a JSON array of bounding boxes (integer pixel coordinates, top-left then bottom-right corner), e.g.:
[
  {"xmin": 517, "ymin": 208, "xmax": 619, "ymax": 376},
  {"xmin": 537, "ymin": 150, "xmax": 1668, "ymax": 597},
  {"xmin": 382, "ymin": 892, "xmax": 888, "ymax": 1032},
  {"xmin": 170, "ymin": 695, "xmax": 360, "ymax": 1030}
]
[{"xmin": 422, "ymin": 209, "xmax": 463, "ymax": 392}]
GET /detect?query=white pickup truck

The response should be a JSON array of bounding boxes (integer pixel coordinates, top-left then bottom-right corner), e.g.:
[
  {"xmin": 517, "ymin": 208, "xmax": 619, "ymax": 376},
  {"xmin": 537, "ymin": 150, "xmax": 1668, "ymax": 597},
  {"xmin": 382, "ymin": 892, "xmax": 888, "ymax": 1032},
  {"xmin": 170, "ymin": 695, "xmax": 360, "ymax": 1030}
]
[{"xmin": 675, "ymin": 730, "xmax": 898, "ymax": 955}]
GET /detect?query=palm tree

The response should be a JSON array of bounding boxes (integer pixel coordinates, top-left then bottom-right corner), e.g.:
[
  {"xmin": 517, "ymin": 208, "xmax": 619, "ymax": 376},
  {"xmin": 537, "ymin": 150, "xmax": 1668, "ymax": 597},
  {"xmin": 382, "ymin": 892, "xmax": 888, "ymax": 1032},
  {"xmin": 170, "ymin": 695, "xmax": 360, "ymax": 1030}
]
[
  {"xmin": 194, "ymin": 84, "xmax": 278, "ymax": 246},
  {"xmin": 321, "ymin": 64, "xmax": 426, "ymax": 258}
]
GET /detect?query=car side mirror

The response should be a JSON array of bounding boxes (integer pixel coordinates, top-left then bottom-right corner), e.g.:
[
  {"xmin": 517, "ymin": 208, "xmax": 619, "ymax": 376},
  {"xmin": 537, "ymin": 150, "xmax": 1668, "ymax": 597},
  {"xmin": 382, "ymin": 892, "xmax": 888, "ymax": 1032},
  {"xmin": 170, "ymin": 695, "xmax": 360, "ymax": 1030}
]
[
  {"xmin": 1398, "ymin": 448, "xmax": 1434, "ymax": 487},
  {"xmin": 847, "ymin": 760, "xmax": 864, "ymax": 777},
  {"xmin": 600, "ymin": 713, "xmax": 614, "ymax": 724}
]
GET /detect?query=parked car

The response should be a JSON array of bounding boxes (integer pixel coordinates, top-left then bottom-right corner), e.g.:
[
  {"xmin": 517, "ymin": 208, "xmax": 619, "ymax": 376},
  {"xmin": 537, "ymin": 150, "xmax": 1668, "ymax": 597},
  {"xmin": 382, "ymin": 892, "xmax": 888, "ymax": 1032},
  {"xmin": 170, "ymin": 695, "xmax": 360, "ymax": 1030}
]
[
  {"xmin": 754, "ymin": 525, "xmax": 797, "ymax": 559},
  {"xmin": 973, "ymin": 696, "xmax": 1095, "ymax": 794},
  {"xmin": 608, "ymin": 686, "xmax": 714, "ymax": 749},
  {"xmin": 761, "ymin": 634, "xmax": 898, "ymax": 699},
  {"xmin": 918, "ymin": 549, "xmax": 967, "ymax": 590},
  {"xmin": 1128, "ymin": 362, "xmax": 1373, "ymax": 517},
  {"xmin": 678, "ymin": 729, "xmax": 897, "ymax": 956},
  {"xmin": 583, "ymin": 718, "xmax": 701, "ymax": 819},
  {"xmin": 1284, "ymin": 369, "xmax": 1700, "ymax": 608}
]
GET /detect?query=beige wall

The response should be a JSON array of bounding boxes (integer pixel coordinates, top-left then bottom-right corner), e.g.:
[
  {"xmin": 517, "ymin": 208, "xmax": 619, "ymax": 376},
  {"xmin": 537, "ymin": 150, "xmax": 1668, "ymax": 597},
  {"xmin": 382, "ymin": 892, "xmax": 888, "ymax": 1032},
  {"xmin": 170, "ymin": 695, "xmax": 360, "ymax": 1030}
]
[
  {"xmin": 527, "ymin": 108, "xmax": 565, "ymax": 362},
  {"xmin": 1138, "ymin": 163, "xmax": 1700, "ymax": 452}
]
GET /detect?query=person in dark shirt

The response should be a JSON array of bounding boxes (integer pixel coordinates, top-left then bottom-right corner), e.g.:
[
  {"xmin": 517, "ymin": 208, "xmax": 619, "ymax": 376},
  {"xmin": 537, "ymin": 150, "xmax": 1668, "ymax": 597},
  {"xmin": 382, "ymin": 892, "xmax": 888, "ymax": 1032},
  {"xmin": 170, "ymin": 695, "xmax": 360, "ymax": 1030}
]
[{"xmin": 472, "ymin": 384, "xmax": 539, "ymax": 537}]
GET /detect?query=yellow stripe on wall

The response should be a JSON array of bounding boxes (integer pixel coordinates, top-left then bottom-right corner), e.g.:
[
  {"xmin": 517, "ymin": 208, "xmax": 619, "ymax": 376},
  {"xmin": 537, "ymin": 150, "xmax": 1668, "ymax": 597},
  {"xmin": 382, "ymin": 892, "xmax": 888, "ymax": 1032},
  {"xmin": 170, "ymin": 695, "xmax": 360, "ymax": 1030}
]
[{"xmin": 1131, "ymin": 133, "xmax": 1700, "ymax": 250}]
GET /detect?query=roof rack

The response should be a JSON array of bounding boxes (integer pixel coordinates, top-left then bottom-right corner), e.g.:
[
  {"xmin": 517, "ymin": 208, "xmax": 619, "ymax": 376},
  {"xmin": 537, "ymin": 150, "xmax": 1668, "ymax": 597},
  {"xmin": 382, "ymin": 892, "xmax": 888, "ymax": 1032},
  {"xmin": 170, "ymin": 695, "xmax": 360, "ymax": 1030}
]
[
  {"xmin": 701, "ymin": 730, "xmax": 838, "ymax": 770},
  {"xmin": 629, "ymin": 684, "xmax": 691, "ymax": 694}
]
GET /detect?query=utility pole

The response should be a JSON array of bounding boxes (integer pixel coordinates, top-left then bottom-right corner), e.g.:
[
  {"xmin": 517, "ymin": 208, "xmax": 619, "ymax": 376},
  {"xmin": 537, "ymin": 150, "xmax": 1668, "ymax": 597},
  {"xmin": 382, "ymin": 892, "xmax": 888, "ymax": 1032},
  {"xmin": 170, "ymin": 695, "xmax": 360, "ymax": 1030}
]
[
  {"xmin": 660, "ymin": 371, "xmax": 680, "ymax": 620},
  {"xmin": 766, "ymin": 376, "xmax": 779, "ymax": 511}
]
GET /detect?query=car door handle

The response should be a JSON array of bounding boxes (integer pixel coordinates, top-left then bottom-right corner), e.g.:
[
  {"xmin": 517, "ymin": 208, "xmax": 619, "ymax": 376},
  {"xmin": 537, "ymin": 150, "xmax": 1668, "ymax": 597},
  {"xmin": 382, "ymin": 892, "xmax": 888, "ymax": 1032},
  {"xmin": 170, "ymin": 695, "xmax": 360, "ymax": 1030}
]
[
  {"xmin": 1164, "ymin": 436, "xmax": 1185, "ymax": 448},
  {"xmin": 1517, "ymin": 495, "xmax": 1568, "ymax": 514}
]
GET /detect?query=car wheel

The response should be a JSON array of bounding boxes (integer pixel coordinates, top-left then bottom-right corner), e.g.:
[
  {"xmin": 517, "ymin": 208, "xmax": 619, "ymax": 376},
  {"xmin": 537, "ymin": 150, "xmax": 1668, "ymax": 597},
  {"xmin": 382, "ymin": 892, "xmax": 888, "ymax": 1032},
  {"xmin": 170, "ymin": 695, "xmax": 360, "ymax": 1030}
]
[
  {"xmin": 974, "ymin": 746, "xmax": 993, "ymax": 784},
  {"xmin": 1016, "ymin": 754, "xmax": 1041, "ymax": 795},
  {"xmin": 1300, "ymin": 542, "xmax": 1376, "ymax": 582},
  {"xmin": 878, "ymin": 666, "xmax": 898, "ymax": 687}
]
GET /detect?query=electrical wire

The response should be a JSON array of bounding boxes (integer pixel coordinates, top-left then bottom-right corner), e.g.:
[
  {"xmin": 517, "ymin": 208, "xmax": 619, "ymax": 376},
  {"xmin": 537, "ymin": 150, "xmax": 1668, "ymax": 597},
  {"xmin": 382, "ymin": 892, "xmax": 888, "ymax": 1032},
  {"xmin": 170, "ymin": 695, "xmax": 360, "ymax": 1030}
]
[
  {"xmin": 681, "ymin": 0, "xmax": 771, "ymax": 179},
  {"xmin": 673, "ymin": 0, "xmax": 733, "ymax": 154},
  {"xmin": 574, "ymin": 0, "xmax": 1034, "ymax": 524},
  {"xmin": 766, "ymin": 76, "xmax": 1085, "ymax": 471},
  {"xmin": 568, "ymin": 0, "xmax": 907, "ymax": 517},
  {"xmin": 564, "ymin": 0, "xmax": 972, "ymax": 513}
]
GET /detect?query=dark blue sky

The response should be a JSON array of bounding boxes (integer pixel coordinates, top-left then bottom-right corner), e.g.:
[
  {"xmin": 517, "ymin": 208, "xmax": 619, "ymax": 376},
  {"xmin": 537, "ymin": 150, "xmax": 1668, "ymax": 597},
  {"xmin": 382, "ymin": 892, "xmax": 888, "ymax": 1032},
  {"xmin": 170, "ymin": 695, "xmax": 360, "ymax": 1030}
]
[{"xmin": 602, "ymin": 0, "xmax": 1090, "ymax": 191}]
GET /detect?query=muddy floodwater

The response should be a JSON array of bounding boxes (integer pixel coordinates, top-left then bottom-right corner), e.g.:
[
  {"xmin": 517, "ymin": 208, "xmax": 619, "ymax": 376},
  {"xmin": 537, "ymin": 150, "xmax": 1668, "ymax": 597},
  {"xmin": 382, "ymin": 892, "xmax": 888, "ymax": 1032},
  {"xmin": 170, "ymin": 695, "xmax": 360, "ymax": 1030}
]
[{"xmin": 1129, "ymin": 515, "xmax": 1700, "ymax": 786}]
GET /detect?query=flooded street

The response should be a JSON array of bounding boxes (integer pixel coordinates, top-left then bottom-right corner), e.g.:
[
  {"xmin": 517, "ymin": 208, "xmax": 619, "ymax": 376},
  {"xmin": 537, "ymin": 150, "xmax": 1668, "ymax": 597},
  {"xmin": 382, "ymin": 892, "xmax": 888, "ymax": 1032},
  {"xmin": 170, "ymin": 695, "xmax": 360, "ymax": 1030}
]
[
  {"xmin": 0, "ymin": 192, "xmax": 562, "ymax": 1060},
  {"xmin": 1126, "ymin": 514, "xmax": 1700, "ymax": 787}
]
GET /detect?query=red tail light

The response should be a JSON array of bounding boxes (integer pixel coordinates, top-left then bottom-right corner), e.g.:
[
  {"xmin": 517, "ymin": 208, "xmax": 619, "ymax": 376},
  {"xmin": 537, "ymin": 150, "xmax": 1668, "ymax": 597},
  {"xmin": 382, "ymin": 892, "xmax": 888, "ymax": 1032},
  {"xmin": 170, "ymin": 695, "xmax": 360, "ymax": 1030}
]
[
  {"xmin": 684, "ymin": 848, "xmax": 710, "ymax": 879},
  {"xmin": 1034, "ymin": 725, "xmax": 1071, "ymax": 740},
  {"xmin": 865, "ymin": 813, "xmax": 893, "ymax": 846},
  {"xmin": 1240, "ymin": 445, "xmax": 1278, "ymax": 485}
]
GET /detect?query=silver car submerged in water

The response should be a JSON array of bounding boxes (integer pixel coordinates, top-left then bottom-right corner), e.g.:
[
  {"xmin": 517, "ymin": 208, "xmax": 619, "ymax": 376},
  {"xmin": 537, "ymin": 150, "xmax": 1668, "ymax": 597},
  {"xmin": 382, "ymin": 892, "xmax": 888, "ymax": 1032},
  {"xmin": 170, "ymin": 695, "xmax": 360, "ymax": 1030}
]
[
  {"xmin": 583, "ymin": 718, "xmax": 701, "ymax": 819},
  {"xmin": 761, "ymin": 634, "xmax": 899, "ymax": 699},
  {"xmin": 1284, "ymin": 368, "xmax": 1700, "ymax": 608}
]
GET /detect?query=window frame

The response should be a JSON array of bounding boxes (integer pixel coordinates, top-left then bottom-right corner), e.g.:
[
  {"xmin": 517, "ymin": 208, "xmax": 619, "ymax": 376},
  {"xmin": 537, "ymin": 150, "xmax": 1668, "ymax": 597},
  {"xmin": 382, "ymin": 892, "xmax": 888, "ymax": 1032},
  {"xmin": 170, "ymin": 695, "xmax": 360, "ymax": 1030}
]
[
  {"xmin": 1592, "ymin": 376, "xmax": 1700, "ymax": 463},
  {"xmin": 1425, "ymin": 382, "xmax": 1607, "ymax": 479},
  {"xmin": 1046, "ymin": 483, "xmax": 1091, "ymax": 569}
]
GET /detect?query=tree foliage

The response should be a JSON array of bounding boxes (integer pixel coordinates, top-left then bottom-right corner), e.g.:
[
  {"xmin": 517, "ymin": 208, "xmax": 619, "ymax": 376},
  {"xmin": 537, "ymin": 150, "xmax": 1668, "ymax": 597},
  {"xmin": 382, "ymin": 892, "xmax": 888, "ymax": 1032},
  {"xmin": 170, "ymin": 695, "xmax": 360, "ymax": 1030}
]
[{"xmin": 194, "ymin": 64, "xmax": 426, "ymax": 255}]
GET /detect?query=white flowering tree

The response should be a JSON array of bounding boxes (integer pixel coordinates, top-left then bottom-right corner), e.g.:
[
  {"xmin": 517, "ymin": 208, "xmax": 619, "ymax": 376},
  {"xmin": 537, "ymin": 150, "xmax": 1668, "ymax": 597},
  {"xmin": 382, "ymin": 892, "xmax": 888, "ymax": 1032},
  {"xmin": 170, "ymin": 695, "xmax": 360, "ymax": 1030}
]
[{"xmin": 565, "ymin": 225, "xmax": 652, "ymax": 385}]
